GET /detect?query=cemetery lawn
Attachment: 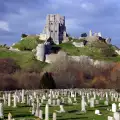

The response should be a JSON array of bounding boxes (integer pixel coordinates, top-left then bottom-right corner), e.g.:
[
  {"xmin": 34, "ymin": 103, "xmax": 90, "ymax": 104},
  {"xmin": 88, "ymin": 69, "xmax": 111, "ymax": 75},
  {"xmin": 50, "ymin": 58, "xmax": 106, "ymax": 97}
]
[{"xmin": 3, "ymin": 97, "xmax": 115, "ymax": 120}]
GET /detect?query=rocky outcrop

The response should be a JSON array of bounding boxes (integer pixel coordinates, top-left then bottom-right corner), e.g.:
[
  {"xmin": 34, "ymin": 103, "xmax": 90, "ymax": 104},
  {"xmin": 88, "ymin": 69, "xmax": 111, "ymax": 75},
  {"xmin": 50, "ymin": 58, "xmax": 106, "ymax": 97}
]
[
  {"xmin": 86, "ymin": 36, "xmax": 99, "ymax": 42},
  {"xmin": 115, "ymin": 50, "xmax": 120, "ymax": 55},
  {"xmin": 68, "ymin": 55, "xmax": 112, "ymax": 68},
  {"xmin": 45, "ymin": 51, "xmax": 67, "ymax": 63},
  {"xmin": 9, "ymin": 47, "xmax": 20, "ymax": 52},
  {"xmin": 106, "ymin": 38, "xmax": 111, "ymax": 44},
  {"xmin": 72, "ymin": 42, "xmax": 84, "ymax": 47}
]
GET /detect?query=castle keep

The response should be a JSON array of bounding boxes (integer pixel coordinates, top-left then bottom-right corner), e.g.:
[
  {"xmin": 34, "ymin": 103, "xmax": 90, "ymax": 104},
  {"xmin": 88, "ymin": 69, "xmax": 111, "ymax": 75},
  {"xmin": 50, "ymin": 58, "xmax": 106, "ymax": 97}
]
[{"xmin": 42, "ymin": 14, "xmax": 67, "ymax": 44}]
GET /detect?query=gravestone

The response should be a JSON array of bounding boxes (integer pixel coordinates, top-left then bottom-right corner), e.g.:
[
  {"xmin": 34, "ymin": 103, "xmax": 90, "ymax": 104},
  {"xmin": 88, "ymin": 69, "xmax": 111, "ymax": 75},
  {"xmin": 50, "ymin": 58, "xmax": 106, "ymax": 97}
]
[
  {"xmin": 112, "ymin": 103, "xmax": 117, "ymax": 113},
  {"xmin": 53, "ymin": 112, "xmax": 56, "ymax": 120},
  {"xmin": 0, "ymin": 103, "xmax": 3, "ymax": 118},
  {"xmin": 113, "ymin": 112, "xmax": 120, "ymax": 120},
  {"xmin": 45, "ymin": 104, "xmax": 49, "ymax": 120}
]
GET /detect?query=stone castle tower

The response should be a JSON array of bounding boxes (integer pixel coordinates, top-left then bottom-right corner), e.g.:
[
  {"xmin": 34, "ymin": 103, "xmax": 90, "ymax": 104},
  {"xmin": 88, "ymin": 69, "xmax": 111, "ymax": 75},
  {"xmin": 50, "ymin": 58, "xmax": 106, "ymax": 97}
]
[{"xmin": 43, "ymin": 14, "xmax": 67, "ymax": 44}]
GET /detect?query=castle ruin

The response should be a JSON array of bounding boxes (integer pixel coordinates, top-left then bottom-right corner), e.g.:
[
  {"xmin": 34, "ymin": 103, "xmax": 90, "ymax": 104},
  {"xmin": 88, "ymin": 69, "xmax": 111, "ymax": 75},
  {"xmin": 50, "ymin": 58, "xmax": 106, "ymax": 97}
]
[{"xmin": 42, "ymin": 14, "xmax": 67, "ymax": 44}]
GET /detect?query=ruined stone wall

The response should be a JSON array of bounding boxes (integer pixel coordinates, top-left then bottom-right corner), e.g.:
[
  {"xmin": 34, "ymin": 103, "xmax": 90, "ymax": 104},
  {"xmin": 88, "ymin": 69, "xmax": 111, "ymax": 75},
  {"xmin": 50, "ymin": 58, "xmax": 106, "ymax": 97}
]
[{"xmin": 43, "ymin": 14, "xmax": 66, "ymax": 44}]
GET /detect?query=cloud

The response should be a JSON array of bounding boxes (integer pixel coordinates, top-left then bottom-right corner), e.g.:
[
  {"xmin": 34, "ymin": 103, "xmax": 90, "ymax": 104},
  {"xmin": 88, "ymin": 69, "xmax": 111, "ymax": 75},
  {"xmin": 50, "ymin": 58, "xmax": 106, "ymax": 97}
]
[
  {"xmin": 0, "ymin": 0, "xmax": 119, "ymax": 47},
  {"xmin": 0, "ymin": 21, "xmax": 9, "ymax": 31}
]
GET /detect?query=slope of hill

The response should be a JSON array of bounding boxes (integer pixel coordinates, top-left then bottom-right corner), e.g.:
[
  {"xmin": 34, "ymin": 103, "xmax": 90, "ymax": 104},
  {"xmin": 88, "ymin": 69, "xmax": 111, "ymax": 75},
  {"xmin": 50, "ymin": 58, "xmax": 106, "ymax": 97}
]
[
  {"xmin": 0, "ymin": 47, "xmax": 47, "ymax": 72},
  {"xmin": 56, "ymin": 40, "xmax": 120, "ymax": 62},
  {"xmin": 0, "ymin": 35, "xmax": 120, "ymax": 73},
  {"xmin": 0, "ymin": 36, "xmax": 120, "ymax": 90},
  {"xmin": 12, "ymin": 36, "xmax": 44, "ymax": 51},
  {"xmin": 7, "ymin": 36, "xmax": 120, "ymax": 62}
]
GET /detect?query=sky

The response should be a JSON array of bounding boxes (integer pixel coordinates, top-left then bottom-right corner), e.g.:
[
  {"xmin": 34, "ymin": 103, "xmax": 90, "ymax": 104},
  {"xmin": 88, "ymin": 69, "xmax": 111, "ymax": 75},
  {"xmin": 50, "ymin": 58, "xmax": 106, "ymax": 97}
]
[{"xmin": 0, "ymin": 0, "xmax": 120, "ymax": 47}]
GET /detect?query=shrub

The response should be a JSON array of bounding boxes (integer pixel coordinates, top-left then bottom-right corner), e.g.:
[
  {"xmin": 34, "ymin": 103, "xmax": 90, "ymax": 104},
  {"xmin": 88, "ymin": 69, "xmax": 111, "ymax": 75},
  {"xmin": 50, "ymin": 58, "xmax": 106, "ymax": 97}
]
[
  {"xmin": 21, "ymin": 33, "xmax": 28, "ymax": 38},
  {"xmin": 40, "ymin": 72, "xmax": 56, "ymax": 89},
  {"xmin": 13, "ymin": 71, "xmax": 41, "ymax": 89},
  {"xmin": 81, "ymin": 33, "xmax": 87, "ymax": 37},
  {"xmin": 101, "ymin": 45, "xmax": 117, "ymax": 57},
  {"xmin": 0, "ymin": 74, "xmax": 18, "ymax": 90},
  {"xmin": 91, "ymin": 76, "xmax": 108, "ymax": 88}
]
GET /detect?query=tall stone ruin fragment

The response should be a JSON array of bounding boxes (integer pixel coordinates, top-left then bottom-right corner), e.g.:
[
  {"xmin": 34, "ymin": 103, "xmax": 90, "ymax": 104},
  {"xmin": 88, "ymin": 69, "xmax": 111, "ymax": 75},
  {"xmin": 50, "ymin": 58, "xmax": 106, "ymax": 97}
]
[{"xmin": 43, "ymin": 14, "xmax": 67, "ymax": 44}]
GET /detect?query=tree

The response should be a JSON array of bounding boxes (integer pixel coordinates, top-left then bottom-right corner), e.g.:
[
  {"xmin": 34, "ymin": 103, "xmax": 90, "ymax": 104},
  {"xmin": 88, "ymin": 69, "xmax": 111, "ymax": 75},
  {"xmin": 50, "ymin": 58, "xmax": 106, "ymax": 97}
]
[
  {"xmin": 91, "ymin": 76, "xmax": 108, "ymax": 89},
  {"xmin": 40, "ymin": 72, "xmax": 56, "ymax": 89},
  {"xmin": 21, "ymin": 34, "xmax": 28, "ymax": 38},
  {"xmin": 45, "ymin": 56, "xmax": 85, "ymax": 88},
  {"xmin": 81, "ymin": 33, "xmax": 87, "ymax": 37}
]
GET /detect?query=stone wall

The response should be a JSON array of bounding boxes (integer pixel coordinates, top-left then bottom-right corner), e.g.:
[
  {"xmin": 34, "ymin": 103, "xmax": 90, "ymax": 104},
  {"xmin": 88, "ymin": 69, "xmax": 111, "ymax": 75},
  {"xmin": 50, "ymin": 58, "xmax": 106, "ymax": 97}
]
[
  {"xmin": 43, "ymin": 14, "xmax": 67, "ymax": 44},
  {"xmin": 36, "ymin": 44, "xmax": 45, "ymax": 61}
]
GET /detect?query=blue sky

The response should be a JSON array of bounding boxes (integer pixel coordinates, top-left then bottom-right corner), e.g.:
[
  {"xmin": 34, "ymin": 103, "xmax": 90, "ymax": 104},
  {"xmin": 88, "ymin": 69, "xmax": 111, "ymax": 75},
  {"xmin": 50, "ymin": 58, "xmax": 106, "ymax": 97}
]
[{"xmin": 0, "ymin": 0, "xmax": 120, "ymax": 47}]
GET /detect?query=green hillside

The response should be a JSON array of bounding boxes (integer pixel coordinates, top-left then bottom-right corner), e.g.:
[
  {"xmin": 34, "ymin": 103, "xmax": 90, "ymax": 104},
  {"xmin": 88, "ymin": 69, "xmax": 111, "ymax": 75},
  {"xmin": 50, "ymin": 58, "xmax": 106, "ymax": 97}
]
[
  {"xmin": 0, "ymin": 47, "xmax": 47, "ymax": 71},
  {"xmin": 0, "ymin": 36, "xmax": 120, "ymax": 72},
  {"xmin": 56, "ymin": 40, "xmax": 120, "ymax": 62},
  {"xmin": 12, "ymin": 36, "xmax": 44, "ymax": 51}
]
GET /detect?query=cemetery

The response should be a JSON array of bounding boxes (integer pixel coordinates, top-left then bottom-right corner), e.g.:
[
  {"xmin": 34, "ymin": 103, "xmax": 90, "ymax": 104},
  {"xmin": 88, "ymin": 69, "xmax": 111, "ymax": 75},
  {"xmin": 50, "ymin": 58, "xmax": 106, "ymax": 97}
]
[{"xmin": 0, "ymin": 89, "xmax": 120, "ymax": 120}]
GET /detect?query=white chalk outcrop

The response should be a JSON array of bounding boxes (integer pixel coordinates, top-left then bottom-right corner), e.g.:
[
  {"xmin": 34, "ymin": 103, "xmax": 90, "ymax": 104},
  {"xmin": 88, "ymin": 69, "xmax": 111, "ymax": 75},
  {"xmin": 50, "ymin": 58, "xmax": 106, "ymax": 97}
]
[
  {"xmin": 72, "ymin": 42, "xmax": 84, "ymax": 47},
  {"xmin": 9, "ymin": 47, "xmax": 20, "ymax": 51},
  {"xmin": 115, "ymin": 50, "xmax": 120, "ymax": 55}
]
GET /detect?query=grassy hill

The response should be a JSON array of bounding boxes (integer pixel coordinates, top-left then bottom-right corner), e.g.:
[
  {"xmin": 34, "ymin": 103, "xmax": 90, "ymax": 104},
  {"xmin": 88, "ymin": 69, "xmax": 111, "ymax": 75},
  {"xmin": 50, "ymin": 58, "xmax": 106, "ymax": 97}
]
[
  {"xmin": 0, "ymin": 47, "xmax": 47, "ymax": 71},
  {"xmin": 56, "ymin": 40, "xmax": 120, "ymax": 62},
  {"xmin": 0, "ymin": 36, "xmax": 119, "ymax": 72},
  {"xmin": 12, "ymin": 36, "xmax": 44, "ymax": 51}
]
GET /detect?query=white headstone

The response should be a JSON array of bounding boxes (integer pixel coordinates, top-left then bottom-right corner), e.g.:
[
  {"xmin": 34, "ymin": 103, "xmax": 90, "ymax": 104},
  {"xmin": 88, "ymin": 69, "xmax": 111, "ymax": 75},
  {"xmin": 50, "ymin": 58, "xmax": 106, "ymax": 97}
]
[
  {"xmin": 57, "ymin": 99, "xmax": 60, "ymax": 106},
  {"xmin": 13, "ymin": 94, "xmax": 17, "ymax": 107},
  {"xmin": 81, "ymin": 96, "xmax": 86, "ymax": 112},
  {"xmin": 90, "ymin": 98, "xmax": 94, "ymax": 108},
  {"xmin": 0, "ymin": 103, "xmax": 3, "ymax": 118},
  {"xmin": 60, "ymin": 105, "xmax": 65, "ymax": 113},
  {"xmin": 8, "ymin": 93, "xmax": 11, "ymax": 107},
  {"xmin": 8, "ymin": 113, "xmax": 12, "ymax": 120},
  {"xmin": 53, "ymin": 112, "xmax": 56, "ymax": 120},
  {"xmin": 21, "ymin": 89, "xmax": 25, "ymax": 103},
  {"xmin": 112, "ymin": 103, "xmax": 117, "ymax": 113},
  {"xmin": 113, "ymin": 112, "xmax": 120, "ymax": 120},
  {"xmin": 45, "ymin": 104, "xmax": 49, "ymax": 120},
  {"xmin": 108, "ymin": 116, "xmax": 114, "ymax": 120},
  {"xmin": 95, "ymin": 110, "xmax": 100, "ymax": 115},
  {"xmin": 39, "ymin": 110, "xmax": 43, "ymax": 119}
]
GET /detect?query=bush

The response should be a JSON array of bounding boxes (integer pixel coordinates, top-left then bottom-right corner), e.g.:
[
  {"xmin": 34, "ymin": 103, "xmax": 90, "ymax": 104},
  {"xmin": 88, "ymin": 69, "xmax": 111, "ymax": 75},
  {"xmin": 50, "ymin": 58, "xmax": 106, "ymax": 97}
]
[
  {"xmin": 81, "ymin": 33, "xmax": 87, "ymax": 37},
  {"xmin": 21, "ymin": 34, "xmax": 28, "ymax": 38},
  {"xmin": 91, "ymin": 76, "xmax": 108, "ymax": 89},
  {"xmin": 0, "ymin": 74, "xmax": 18, "ymax": 90},
  {"xmin": 40, "ymin": 72, "xmax": 56, "ymax": 89},
  {"xmin": 13, "ymin": 71, "xmax": 41, "ymax": 89},
  {"xmin": 101, "ymin": 45, "xmax": 117, "ymax": 57}
]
